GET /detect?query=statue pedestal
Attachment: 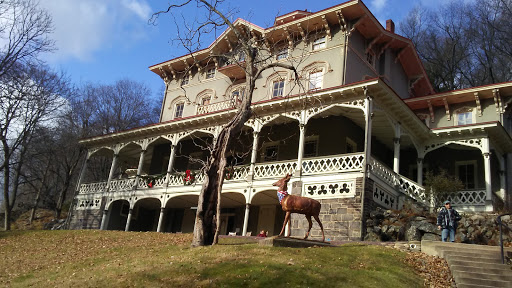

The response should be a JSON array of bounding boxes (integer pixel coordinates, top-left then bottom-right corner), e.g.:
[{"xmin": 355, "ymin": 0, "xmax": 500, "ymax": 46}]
[{"xmin": 258, "ymin": 236, "xmax": 331, "ymax": 248}]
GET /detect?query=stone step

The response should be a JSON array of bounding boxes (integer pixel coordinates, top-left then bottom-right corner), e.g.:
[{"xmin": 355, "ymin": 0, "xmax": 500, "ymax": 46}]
[
  {"xmin": 446, "ymin": 255, "xmax": 503, "ymax": 264},
  {"xmin": 452, "ymin": 270, "xmax": 512, "ymax": 282},
  {"xmin": 457, "ymin": 284, "xmax": 503, "ymax": 288},
  {"xmin": 442, "ymin": 250, "xmax": 501, "ymax": 260},
  {"xmin": 447, "ymin": 259, "xmax": 501, "ymax": 268},
  {"xmin": 456, "ymin": 276, "xmax": 511, "ymax": 288},
  {"xmin": 450, "ymin": 264, "xmax": 512, "ymax": 276}
]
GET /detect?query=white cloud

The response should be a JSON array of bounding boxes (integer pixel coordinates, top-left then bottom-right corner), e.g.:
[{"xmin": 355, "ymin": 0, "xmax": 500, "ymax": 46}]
[
  {"xmin": 39, "ymin": 0, "xmax": 152, "ymax": 62},
  {"xmin": 371, "ymin": 0, "xmax": 388, "ymax": 12}
]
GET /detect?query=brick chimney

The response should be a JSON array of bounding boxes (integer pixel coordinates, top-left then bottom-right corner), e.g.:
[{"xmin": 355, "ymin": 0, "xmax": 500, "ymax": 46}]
[{"xmin": 386, "ymin": 19, "xmax": 395, "ymax": 33}]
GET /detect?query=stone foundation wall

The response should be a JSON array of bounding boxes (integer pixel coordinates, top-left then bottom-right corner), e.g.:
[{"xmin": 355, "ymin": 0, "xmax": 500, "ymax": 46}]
[
  {"xmin": 290, "ymin": 177, "xmax": 366, "ymax": 241},
  {"xmin": 68, "ymin": 197, "xmax": 106, "ymax": 230}
]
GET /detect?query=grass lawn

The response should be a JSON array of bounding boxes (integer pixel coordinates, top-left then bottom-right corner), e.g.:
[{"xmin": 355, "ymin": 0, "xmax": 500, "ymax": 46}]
[{"xmin": 0, "ymin": 230, "xmax": 424, "ymax": 287}]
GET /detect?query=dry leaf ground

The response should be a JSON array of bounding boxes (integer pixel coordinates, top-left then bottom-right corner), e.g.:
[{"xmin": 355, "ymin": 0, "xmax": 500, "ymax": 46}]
[{"xmin": 0, "ymin": 230, "xmax": 443, "ymax": 287}]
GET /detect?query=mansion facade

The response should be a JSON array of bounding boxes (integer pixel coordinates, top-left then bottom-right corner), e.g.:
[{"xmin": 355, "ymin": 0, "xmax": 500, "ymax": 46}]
[{"xmin": 69, "ymin": 0, "xmax": 512, "ymax": 241}]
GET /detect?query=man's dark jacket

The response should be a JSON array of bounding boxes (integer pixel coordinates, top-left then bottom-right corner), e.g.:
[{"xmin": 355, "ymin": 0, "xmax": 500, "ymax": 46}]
[{"xmin": 437, "ymin": 207, "xmax": 462, "ymax": 229}]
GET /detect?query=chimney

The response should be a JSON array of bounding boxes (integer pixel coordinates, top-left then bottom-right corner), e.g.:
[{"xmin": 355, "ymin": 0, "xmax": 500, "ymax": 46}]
[{"xmin": 386, "ymin": 19, "xmax": 395, "ymax": 33}]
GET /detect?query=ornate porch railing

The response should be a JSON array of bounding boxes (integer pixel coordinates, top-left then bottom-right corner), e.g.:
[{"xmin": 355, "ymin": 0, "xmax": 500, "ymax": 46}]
[
  {"xmin": 197, "ymin": 100, "xmax": 234, "ymax": 114},
  {"xmin": 369, "ymin": 158, "xmax": 426, "ymax": 203},
  {"xmin": 108, "ymin": 178, "xmax": 137, "ymax": 192},
  {"xmin": 447, "ymin": 189, "xmax": 486, "ymax": 205},
  {"xmin": 225, "ymin": 166, "xmax": 250, "ymax": 181},
  {"xmin": 302, "ymin": 153, "xmax": 365, "ymax": 174},
  {"xmin": 79, "ymin": 182, "xmax": 107, "ymax": 194},
  {"xmin": 254, "ymin": 160, "xmax": 297, "ymax": 178}
]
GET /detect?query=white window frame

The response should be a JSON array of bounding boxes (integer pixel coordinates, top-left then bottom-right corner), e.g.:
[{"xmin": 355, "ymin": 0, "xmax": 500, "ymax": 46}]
[
  {"xmin": 201, "ymin": 96, "xmax": 211, "ymax": 106},
  {"xmin": 304, "ymin": 136, "xmax": 319, "ymax": 158},
  {"xmin": 174, "ymin": 102, "xmax": 185, "ymax": 119},
  {"xmin": 308, "ymin": 70, "xmax": 323, "ymax": 91},
  {"xmin": 206, "ymin": 67, "xmax": 216, "ymax": 79},
  {"xmin": 312, "ymin": 36, "xmax": 326, "ymax": 50},
  {"xmin": 454, "ymin": 107, "xmax": 475, "ymax": 126},
  {"xmin": 262, "ymin": 141, "xmax": 279, "ymax": 162},
  {"xmin": 455, "ymin": 160, "xmax": 478, "ymax": 189},
  {"xmin": 345, "ymin": 137, "xmax": 357, "ymax": 154},
  {"xmin": 272, "ymin": 79, "xmax": 285, "ymax": 98},
  {"xmin": 276, "ymin": 48, "xmax": 288, "ymax": 60}
]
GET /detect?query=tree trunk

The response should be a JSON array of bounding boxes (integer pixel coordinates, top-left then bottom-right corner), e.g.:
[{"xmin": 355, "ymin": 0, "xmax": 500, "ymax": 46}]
[
  {"xmin": 29, "ymin": 161, "xmax": 51, "ymax": 224},
  {"xmin": 3, "ymin": 163, "xmax": 11, "ymax": 231}
]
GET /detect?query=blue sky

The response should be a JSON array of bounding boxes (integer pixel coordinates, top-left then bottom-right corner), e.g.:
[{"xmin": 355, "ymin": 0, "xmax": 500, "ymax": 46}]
[{"xmin": 40, "ymin": 0, "xmax": 445, "ymax": 99}]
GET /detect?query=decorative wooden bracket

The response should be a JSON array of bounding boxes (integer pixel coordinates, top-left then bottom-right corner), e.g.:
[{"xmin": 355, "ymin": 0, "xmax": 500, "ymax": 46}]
[
  {"xmin": 195, "ymin": 63, "xmax": 203, "ymax": 74},
  {"xmin": 377, "ymin": 39, "xmax": 395, "ymax": 59},
  {"xmin": 349, "ymin": 15, "xmax": 367, "ymax": 36},
  {"xmin": 225, "ymin": 39, "xmax": 233, "ymax": 52},
  {"xmin": 443, "ymin": 98, "xmax": 451, "ymax": 121},
  {"xmin": 493, "ymin": 88, "xmax": 503, "ymax": 113},
  {"xmin": 321, "ymin": 15, "xmax": 332, "ymax": 40},
  {"xmin": 167, "ymin": 64, "xmax": 177, "ymax": 79},
  {"xmin": 366, "ymin": 34, "xmax": 383, "ymax": 54},
  {"xmin": 408, "ymin": 75, "xmax": 423, "ymax": 94},
  {"xmin": 474, "ymin": 92, "xmax": 482, "ymax": 116},
  {"xmin": 284, "ymin": 27, "xmax": 293, "ymax": 47},
  {"xmin": 296, "ymin": 23, "xmax": 305, "ymax": 38},
  {"xmin": 395, "ymin": 45, "xmax": 410, "ymax": 63},
  {"xmin": 158, "ymin": 67, "xmax": 170, "ymax": 83},
  {"xmin": 336, "ymin": 10, "xmax": 347, "ymax": 32}
]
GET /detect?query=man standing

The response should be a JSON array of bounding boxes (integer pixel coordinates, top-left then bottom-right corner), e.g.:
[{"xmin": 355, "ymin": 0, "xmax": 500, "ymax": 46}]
[{"xmin": 437, "ymin": 200, "xmax": 462, "ymax": 242}]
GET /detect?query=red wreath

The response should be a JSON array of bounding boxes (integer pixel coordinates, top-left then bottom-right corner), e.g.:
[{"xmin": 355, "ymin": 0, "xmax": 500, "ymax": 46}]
[{"xmin": 184, "ymin": 169, "xmax": 195, "ymax": 185}]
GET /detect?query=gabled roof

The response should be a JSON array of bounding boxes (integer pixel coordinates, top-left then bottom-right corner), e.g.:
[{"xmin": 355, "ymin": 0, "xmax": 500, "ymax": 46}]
[{"xmin": 149, "ymin": 0, "xmax": 434, "ymax": 97}]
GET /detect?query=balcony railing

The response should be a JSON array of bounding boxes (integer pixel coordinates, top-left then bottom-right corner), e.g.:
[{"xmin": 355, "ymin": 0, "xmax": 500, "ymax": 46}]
[
  {"xmin": 79, "ymin": 182, "xmax": 107, "ymax": 194},
  {"xmin": 108, "ymin": 178, "xmax": 137, "ymax": 192},
  {"xmin": 254, "ymin": 160, "xmax": 297, "ymax": 179},
  {"xmin": 197, "ymin": 100, "xmax": 234, "ymax": 114},
  {"xmin": 447, "ymin": 189, "xmax": 486, "ymax": 206},
  {"xmin": 302, "ymin": 153, "xmax": 365, "ymax": 174},
  {"xmin": 369, "ymin": 158, "xmax": 426, "ymax": 203}
]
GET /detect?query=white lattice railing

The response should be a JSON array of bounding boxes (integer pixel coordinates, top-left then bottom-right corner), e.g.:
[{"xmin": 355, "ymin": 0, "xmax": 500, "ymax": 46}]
[
  {"xmin": 108, "ymin": 178, "xmax": 136, "ymax": 192},
  {"xmin": 197, "ymin": 100, "xmax": 234, "ymax": 114},
  {"xmin": 369, "ymin": 158, "xmax": 426, "ymax": 203},
  {"xmin": 254, "ymin": 160, "xmax": 297, "ymax": 178},
  {"xmin": 302, "ymin": 153, "xmax": 365, "ymax": 174},
  {"xmin": 226, "ymin": 166, "xmax": 250, "ymax": 181},
  {"xmin": 79, "ymin": 182, "xmax": 107, "ymax": 194},
  {"xmin": 137, "ymin": 175, "xmax": 167, "ymax": 189},
  {"xmin": 448, "ymin": 190, "xmax": 486, "ymax": 205}
]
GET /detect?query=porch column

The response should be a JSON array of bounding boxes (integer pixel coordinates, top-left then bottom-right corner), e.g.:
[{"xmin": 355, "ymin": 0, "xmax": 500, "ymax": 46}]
[
  {"xmin": 242, "ymin": 203, "xmax": 250, "ymax": 236},
  {"xmin": 100, "ymin": 209, "xmax": 108, "ymax": 230},
  {"xmin": 249, "ymin": 131, "xmax": 260, "ymax": 179},
  {"xmin": 125, "ymin": 208, "xmax": 133, "ymax": 231},
  {"xmin": 157, "ymin": 207, "xmax": 165, "ymax": 232},
  {"xmin": 393, "ymin": 123, "xmax": 401, "ymax": 173},
  {"xmin": 135, "ymin": 149, "xmax": 146, "ymax": 189},
  {"xmin": 106, "ymin": 153, "xmax": 119, "ymax": 189},
  {"xmin": 165, "ymin": 144, "xmax": 177, "ymax": 186},
  {"xmin": 363, "ymin": 94, "xmax": 373, "ymax": 177},
  {"xmin": 417, "ymin": 158, "xmax": 424, "ymax": 186},
  {"xmin": 296, "ymin": 123, "xmax": 306, "ymax": 176},
  {"xmin": 498, "ymin": 155, "xmax": 506, "ymax": 200},
  {"xmin": 482, "ymin": 138, "xmax": 492, "ymax": 211}
]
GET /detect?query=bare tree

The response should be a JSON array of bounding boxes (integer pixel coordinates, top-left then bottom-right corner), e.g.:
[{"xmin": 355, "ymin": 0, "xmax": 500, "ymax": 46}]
[
  {"xmin": 1, "ymin": 62, "xmax": 69, "ymax": 230},
  {"xmin": 399, "ymin": 0, "xmax": 512, "ymax": 92},
  {"xmin": 151, "ymin": 0, "xmax": 303, "ymax": 246}
]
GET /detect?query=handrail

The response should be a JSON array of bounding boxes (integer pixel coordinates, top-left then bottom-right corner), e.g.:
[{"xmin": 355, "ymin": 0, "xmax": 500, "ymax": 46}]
[{"xmin": 496, "ymin": 213, "xmax": 512, "ymax": 264}]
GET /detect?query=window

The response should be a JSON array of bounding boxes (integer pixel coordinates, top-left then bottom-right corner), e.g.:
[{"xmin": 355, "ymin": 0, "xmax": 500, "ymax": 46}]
[
  {"xmin": 312, "ymin": 36, "xmax": 326, "ymax": 50},
  {"xmin": 263, "ymin": 143, "xmax": 279, "ymax": 162},
  {"xmin": 304, "ymin": 136, "xmax": 319, "ymax": 158},
  {"xmin": 272, "ymin": 80, "xmax": 284, "ymax": 98},
  {"xmin": 181, "ymin": 75, "xmax": 190, "ymax": 86},
  {"xmin": 309, "ymin": 70, "xmax": 323, "ymax": 90},
  {"xmin": 238, "ymin": 51, "xmax": 246, "ymax": 62},
  {"xmin": 346, "ymin": 137, "xmax": 357, "ymax": 153},
  {"xmin": 276, "ymin": 48, "xmax": 288, "ymax": 60},
  {"xmin": 206, "ymin": 67, "xmax": 216, "ymax": 79},
  {"xmin": 231, "ymin": 88, "xmax": 245, "ymax": 103},
  {"xmin": 456, "ymin": 111, "xmax": 473, "ymax": 125},
  {"xmin": 174, "ymin": 102, "xmax": 184, "ymax": 118},
  {"xmin": 201, "ymin": 96, "xmax": 211, "ymax": 106},
  {"xmin": 456, "ymin": 161, "xmax": 477, "ymax": 189},
  {"xmin": 366, "ymin": 51, "xmax": 374, "ymax": 66}
]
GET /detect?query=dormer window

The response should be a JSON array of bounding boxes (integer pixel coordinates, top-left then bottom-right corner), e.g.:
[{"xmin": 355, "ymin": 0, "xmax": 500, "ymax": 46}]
[
  {"xmin": 312, "ymin": 36, "xmax": 326, "ymax": 50},
  {"xmin": 174, "ymin": 102, "xmax": 184, "ymax": 118},
  {"xmin": 454, "ymin": 107, "xmax": 475, "ymax": 126},
  {"xmin": 276, "ymin": 48, "xmax": 288, "ymax": 60},
  {"xmin": 206, "ymin": 67, "xmax": 216, "ymax": 79}
]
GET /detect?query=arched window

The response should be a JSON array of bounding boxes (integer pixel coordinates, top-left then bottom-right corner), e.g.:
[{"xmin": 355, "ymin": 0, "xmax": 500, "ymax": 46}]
[
  {"xmin": 169, "ymin": 96, "xmax": 188, "ymax": 119},
  {"xmin": 301, "ymin": 61, "xmax": 331, "ymax": 92},
  {"xmin": 265, "ymin": 71, "xmax": 288, "ymax": 99}
]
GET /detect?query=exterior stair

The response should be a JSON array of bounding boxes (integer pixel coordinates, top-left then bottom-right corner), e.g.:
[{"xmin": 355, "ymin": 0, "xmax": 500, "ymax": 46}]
[{"xmin": 421, "ymin": 240, "xmax": 512, "ymax": 288}]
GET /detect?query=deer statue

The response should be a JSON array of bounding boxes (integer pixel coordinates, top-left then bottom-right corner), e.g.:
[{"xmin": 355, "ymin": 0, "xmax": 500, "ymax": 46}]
[{"xmin": 273, "ymin": 174, "xmax": 325, "ymax": 242}]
